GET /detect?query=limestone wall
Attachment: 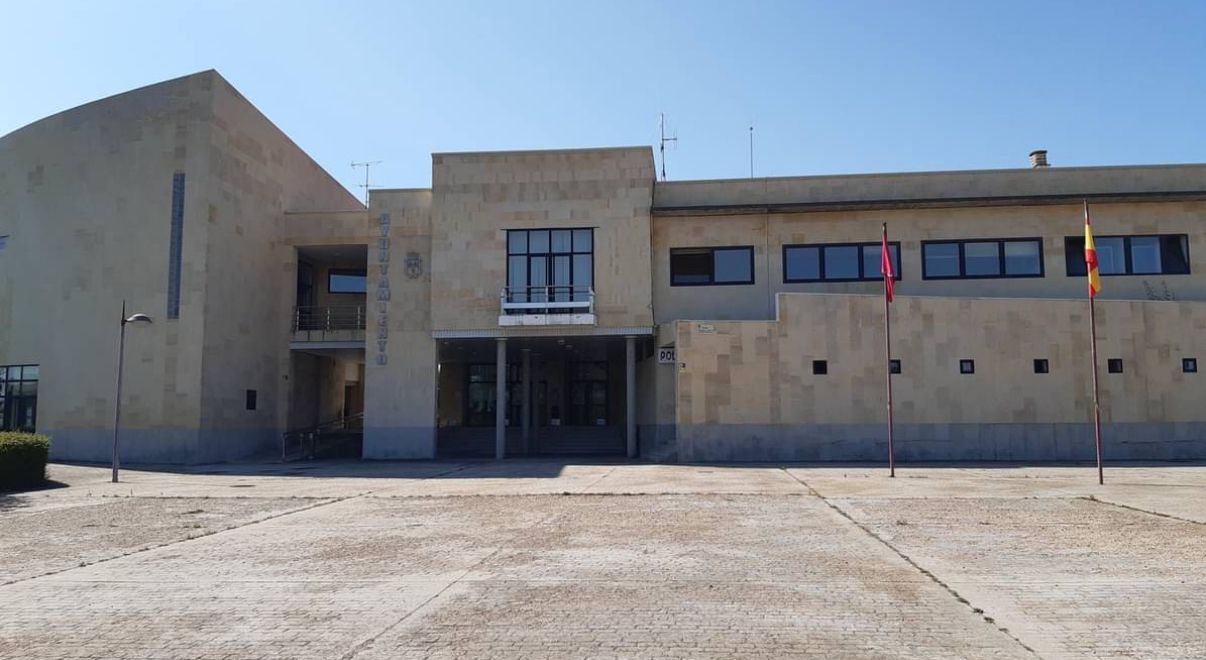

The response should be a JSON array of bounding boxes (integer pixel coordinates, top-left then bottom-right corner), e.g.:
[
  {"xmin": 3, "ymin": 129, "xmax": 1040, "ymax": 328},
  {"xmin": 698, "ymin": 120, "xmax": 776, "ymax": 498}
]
[
  {"xmin": 675, "ymin": 293, "xmax": 1206, "ymax": 461},
  {"xmin": 428, "ymin": 148, "xmax": 655, "ymax": 332},
  {"xmin": 0, "ymin": 72, "xmax": 217, "ymax": 462},
  {"xmin": 363, "ymin": 189, "xmax": 437, "ymax": 458}
]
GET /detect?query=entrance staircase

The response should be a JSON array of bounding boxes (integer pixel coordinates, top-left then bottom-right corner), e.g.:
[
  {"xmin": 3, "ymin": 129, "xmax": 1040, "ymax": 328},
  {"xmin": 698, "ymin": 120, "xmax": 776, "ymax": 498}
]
[
  {"xmin": 281, "ymin": 413, "xmax": 363, "ymax": 461},
  {"xmin": 438, "ymin": 425, "xmax": 625, "ymax": 457}
]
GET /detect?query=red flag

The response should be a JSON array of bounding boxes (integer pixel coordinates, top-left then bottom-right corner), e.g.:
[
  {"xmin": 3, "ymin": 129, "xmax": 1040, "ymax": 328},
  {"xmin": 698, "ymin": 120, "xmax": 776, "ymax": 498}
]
[{"xmin": 881, "ymin": 225, "xmax": 894, "ymax": 303}]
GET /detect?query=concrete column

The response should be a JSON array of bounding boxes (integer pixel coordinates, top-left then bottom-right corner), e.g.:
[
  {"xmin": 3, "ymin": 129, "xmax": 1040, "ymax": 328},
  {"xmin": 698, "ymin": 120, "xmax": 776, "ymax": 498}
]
[
  {"xmin": 626, "ymin": 336, "xmax": 637, "ymax": 458},
  {"xmin": 521, "ymin": 348, "xmax": 532, "ymax": 453},
  {"xmin": 495, "ymin": 338, "xmax": 507, "ymax": 460}
]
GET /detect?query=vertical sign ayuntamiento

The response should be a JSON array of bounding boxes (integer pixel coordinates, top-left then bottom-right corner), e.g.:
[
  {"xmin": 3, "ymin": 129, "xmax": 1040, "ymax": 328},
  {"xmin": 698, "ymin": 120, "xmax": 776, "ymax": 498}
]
[{"xmin": 375, "ymin": 213, "xmax": 391, "ymax": 366}]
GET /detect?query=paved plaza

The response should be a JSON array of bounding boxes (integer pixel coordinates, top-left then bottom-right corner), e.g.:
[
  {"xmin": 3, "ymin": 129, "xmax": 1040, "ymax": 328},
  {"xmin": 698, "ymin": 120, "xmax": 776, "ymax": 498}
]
[{"xmin": 1, "ymin": 460, "xmax": 1204, "ymax": 659}]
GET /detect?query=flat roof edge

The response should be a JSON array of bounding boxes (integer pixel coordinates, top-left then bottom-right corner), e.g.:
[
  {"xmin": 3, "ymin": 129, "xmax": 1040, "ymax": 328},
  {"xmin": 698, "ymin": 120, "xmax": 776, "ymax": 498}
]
[
  {"xmin": 432, "ymin": 145, "xmax": 654, "ymax": 158},
  {"xmin": 658, "ymin": 162, "xmax": 1206, "ymax": 187},
  {"xmin": 653, "ymin": 190, "xmax": 1206, "ymax": 216}
]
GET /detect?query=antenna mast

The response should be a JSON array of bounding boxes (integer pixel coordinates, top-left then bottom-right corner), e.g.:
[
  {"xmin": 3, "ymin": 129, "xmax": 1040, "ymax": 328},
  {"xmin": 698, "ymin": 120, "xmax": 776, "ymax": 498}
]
[
  {"xmin": 659, "ymin": 113, "xmax": 678, "ymax": 180},
  {"xmin": 749, "ymin": 124, "xmax": 754, "ymax": 178},
  {"xmin": 351, "ymin": 160, "xmax": 383, "ymax": 206}
]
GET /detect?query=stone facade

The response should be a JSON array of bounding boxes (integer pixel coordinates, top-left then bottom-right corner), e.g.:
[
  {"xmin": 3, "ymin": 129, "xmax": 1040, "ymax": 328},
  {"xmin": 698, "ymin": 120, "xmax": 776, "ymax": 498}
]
[
  {"xmin": 674, "ymin": 294, "xmax": 1206, "ymax": 461},
  {"xmin": 3, "ymin": 71, "xmax": 1206, "ymax": 463}
]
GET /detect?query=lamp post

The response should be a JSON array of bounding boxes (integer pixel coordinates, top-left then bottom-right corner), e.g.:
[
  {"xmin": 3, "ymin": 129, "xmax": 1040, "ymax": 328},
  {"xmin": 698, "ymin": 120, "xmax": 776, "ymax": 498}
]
[{"xmin": 112, "ymin": 301, "xmax": 152, "ymax": 483}]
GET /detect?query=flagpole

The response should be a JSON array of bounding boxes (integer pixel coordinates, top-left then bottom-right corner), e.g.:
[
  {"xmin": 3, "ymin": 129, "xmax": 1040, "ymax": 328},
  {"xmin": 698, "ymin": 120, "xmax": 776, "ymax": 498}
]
[
  {"xmin": 883, "ymin": 223, "xmax": 895, "ymax": 478},
  {"xmin": 1085, "ymin": 201, "xmax": 1104, "ymax": 485},
  {"xmin": 1089, "ymin": 298, "xmax": 1103, "ymax": 484}
]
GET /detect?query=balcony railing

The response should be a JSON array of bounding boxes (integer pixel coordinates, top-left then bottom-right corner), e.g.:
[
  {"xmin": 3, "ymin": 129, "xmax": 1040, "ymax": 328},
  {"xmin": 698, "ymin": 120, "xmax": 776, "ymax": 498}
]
[
  {"xmin": 292, "ymin": 305, "xmax": 366, "ymax": 342},
  {"xmin": 499, "ymin": 286, "xmax": 596, "ymax": 326}
]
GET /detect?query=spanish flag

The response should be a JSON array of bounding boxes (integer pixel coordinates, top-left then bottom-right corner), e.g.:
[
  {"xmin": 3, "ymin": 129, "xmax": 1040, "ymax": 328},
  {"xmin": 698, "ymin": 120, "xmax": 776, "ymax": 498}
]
[
  {"xmin": 1084, "ymin": 202, "xmax": 1101, "ymax": 298},
  {"xmin": 881, "ymin": 223, "xmax": 895, "ymax": 303}
]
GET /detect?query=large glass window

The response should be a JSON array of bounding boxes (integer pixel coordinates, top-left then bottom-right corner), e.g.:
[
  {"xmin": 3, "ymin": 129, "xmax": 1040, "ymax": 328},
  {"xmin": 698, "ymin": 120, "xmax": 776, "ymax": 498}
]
[
  {"xmin": 0, "ymin": 365, "xmax": 39, "ymax": 432},
  {"xmin": 328, "ymin": 269, "xmax": 367, "ymax": 294},
  {"xmin": 784, "ymin": 242, "xmax": 900, "ymax": 282},
  {"xmin": 464, "ymin": 363, "xmax": 521, "ymax": 427},
  {"xmin": 1065, "ymin": 234, "xmax": 1190, "ymax": 276},
  {"xmin": 507, "ymin": 228, "xmax": 594, "ymax": 303},
  {"xmin": 922, "ymin": 239, "xmax": 1044, "ymax": 279},
  {"xmin": 670, "ymin": 246, "xmax": 754, "ymax": 286}
]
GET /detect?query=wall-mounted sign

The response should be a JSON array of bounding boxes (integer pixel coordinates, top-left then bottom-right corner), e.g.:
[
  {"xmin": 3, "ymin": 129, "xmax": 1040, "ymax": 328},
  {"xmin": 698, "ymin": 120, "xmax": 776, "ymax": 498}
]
[
  {"xmin": 374, "ymin": 213, "xmax": 391, "ymax": 366},
  {"xmin": 697, "ymin": 323, "xmax": 715, "ymax": 334},
  {"xmin": 658, "ymin": 346, "xmax": 676, "ymax": 364}
]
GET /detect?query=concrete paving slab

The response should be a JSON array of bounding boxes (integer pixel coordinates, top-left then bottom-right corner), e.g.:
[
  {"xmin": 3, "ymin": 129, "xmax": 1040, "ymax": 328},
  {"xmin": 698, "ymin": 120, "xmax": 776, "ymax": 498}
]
[
  {"xmin": 3, "ymin": 461, "xmax": 1206, "ymax": 658},
  {"xmin": 0, "ymin": 496, "xmax": 315, "ymax": 584},
  {"xmin": 582, "ymin": 463, "xmax": 806, "ymax": 494},
  {"xmin": 836, "ymin": 496, "xmax": 1206, "ymax": 659}
]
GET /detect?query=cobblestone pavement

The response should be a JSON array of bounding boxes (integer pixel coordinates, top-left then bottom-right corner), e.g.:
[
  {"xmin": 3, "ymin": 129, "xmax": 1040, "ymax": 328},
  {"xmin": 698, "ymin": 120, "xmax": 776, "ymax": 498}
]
[{"xmin": 0, "ymin": 461, "xmax": 1203, "ymax": 659}]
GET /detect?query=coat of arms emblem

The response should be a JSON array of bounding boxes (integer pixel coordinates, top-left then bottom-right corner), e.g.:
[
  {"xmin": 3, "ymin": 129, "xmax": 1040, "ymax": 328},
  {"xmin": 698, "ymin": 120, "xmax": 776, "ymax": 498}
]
[{"xmin": 405, "ymin": 251, "xmax": 423, "ymax": 279}]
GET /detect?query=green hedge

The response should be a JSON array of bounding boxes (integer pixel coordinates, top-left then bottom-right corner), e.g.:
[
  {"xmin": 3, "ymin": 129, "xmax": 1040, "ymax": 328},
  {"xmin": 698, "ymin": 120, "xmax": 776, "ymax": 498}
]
[{"xmin": 0, "ymin": 432, "xmax": 50, "ymax": 490}]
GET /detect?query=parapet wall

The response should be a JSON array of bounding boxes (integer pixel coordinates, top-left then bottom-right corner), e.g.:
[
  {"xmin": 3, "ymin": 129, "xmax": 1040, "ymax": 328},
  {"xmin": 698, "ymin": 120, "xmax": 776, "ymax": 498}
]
[{"xmin": 674, "ymin": 293, "xmax": 1206, "ymax": 462}]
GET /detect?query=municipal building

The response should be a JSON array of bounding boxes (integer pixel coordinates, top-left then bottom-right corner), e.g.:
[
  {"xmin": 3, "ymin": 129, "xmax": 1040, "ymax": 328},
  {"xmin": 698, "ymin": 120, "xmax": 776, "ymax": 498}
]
[{"xmin": 3, "ymin": 71, "xmax": 1205, "ymax": 464}]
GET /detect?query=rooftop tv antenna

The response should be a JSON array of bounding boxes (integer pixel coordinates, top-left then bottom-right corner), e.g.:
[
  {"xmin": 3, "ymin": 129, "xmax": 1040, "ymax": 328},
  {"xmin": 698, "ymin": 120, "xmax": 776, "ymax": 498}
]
[
  {"xmin": 351, "ymin": 160, "xmax": 383, "ymax": 206},
  {"xmin": 659, "ymin": 113, "xmax": 678, "ymax": 180}
]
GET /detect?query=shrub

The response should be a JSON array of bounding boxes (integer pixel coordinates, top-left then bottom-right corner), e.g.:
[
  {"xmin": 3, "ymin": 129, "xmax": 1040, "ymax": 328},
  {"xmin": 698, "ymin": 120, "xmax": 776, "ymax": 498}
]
[{"xmin": 0, "ymin": 432, "xmax": 50, "ymax": 491}]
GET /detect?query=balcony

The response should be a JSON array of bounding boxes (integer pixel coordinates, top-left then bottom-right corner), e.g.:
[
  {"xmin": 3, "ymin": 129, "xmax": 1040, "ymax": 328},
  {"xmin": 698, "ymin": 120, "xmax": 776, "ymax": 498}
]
[
  {"xmin": 292, "ymin": 305, "xmax": 366, "ymax": 343},
  {"xmin": 499, "ymin": 286, "xmax": 596, "ymax": 327}
]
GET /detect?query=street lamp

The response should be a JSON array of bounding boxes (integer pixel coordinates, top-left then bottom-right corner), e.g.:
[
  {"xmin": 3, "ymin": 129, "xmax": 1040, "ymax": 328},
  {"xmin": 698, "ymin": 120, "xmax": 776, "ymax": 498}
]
[{"xmin": 112, "ymin": 301, "xmax": 152, "ymax": 483}]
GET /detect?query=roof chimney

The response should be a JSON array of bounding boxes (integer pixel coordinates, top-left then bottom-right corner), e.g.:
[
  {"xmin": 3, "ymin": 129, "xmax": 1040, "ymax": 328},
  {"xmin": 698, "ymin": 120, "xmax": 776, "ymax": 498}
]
[{"xmin": 1029, "ymin": 149, "xmax": 1049, "ymax": 168}]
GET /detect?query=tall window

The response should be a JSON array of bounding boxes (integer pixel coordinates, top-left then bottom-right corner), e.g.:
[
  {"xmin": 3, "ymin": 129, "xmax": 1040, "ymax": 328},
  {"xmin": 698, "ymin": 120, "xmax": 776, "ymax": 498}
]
[
  {"xmin": 1065, "ymin": 234, "xmax": 1189, "ymax": 276},
  {"xmin": 0, "ymin": 365, "xmax": 39, "ymax": 432},
  {"xmin": 670, "ymin": 246, "xmax": 755, "ymax": 286},
  {"xmin": 568, "ymin": 362, "xmax": 608, "ymax": 426},
  {"xmin": 922, "ymin": 238, "xmax": 1044, "ymax": 279},
  {"xmin": 784, "ymin": 242, "xmax": 900, "ymax": 282},
  {"xmin": 507, "ymin": 229, "xmax": 594, "ymax": 303}
]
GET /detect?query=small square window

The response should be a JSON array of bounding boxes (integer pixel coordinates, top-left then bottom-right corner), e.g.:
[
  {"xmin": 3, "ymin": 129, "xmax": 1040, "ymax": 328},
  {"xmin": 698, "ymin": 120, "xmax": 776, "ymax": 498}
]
[
  {"xmin": 245, "ymin": 389, "xmax": 257, "ymax": 411},
  {"xmin": 1033, "ymin": 359, "xmax": 1049, "ymax": 374},
  {"xmin": 959, "ymin": 359, "xmax": 975, "ymax": 374},
  {"xmin": 812, "ymin": 360, "xmax": 828, "ymax": 375},
  {"xmin": 1183, "ymin": 358, "xmax": 1197, "ymax": 373},
  {"xmin": 1107, "ymin": 359, "xmax": 1123, "ymax": 374},
  {"xmin": 889, "ymin": 359, "xmax": 901, "ymax": 374}
]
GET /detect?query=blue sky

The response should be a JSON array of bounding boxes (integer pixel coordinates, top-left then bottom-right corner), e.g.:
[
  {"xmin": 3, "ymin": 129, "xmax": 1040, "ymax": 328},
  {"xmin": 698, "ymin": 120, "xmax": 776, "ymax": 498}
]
[{"xmin": 3, "ymin": 1, "xmax": 1204, "ymax": 196}]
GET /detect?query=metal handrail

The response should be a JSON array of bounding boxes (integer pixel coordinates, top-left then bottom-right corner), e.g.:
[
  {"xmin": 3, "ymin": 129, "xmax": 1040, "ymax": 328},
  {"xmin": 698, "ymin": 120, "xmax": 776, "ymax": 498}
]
[
  {"xmin": 292, "ymin": 305, "xmax": 365, "ymax": 332},
  {"xmin": 500, "ymin": 286, "xmax": 594, "ymax": 313},
  {"xmin": 281, "ymin": 413, "xmax": 364, "ymax": 461}
]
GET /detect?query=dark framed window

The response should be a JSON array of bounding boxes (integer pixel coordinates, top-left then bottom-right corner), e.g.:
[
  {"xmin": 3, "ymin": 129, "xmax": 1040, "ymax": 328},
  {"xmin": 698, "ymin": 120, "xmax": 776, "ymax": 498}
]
[
  {"xmin": 812, "ymin": 360, "xmax": 828, "ymax": 375},
  {"xmin": 245, "ymin": 390, "xmax": 257, "ymax": 411},
  {"xmin": 568, "ymin": 361, "xmax": 609, "ymax": 426},
  {"xmin": 1183, "ymin": 358, "xmax": 1197, "ymax": 374},
  {"xmin": 889, "ymin": 359, "xmax": 901, "ymax": 374},
  {"xmin": 783, "ymin": 242, "xmax": 900, "ymax": 282},
  {"xmin": 0, "ymin": 365, "xmax": 39, "ymax": 432},
  {"xmin": 922, "ymin": 238, "xmax": 1044, "ymax": 279},
  {"xmin": 670, "ymin": 246, "xmax": 755, "ymax": 286},
  {"xmin": 464, "ymin": 363, "xmax": 522, "ymax": 427},
  {"xmin": 1065, "ymin": 234, "xmax": 1189, "ymax": 277},
  {"xmin": 506, "ymin": 228, "xmax": 594, "ymax": 303},
  {"xmin": 328, "ymin": 269, "xmax": 367, "ymax": 294},
  {"xmin": 959, "ymin": 359, "xmax": 975, "ymax": 374},
  {"xmin": 1034, "ymin": 359, "xmax": 1050, "ymax": 374},
  {"xmin": 1107, "ymin": 358, "xmax": 1124, "ymax": 374}
]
